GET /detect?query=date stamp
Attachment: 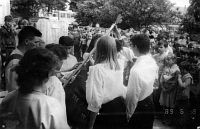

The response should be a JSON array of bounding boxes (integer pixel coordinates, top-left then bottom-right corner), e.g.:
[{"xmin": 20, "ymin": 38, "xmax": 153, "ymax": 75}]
[{"xmin": 164, "ymin": 108, "xmax": 200, "ymax": 116}]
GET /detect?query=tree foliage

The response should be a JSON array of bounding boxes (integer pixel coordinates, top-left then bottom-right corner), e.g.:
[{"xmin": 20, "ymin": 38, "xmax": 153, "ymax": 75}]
[
  {"xmin": 75, "ymin": 0, "xmax": 177, "ymax": 29},
  {"xmin": 11, "ymin": 0, "xmax": 68, "ymax": 19},
  {"xmin": 181, "ymin": 0, "xmax": 200, "ymax": 34}
]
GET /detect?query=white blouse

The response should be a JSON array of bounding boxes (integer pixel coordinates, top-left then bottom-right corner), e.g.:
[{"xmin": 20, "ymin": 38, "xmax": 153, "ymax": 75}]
[{"xmin": 86, "ymin": 63, "xmax": 127, "ymax": 113}]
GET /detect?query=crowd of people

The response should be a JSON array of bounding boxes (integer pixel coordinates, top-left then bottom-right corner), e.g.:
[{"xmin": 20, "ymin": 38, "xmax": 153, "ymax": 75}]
[{"xmin": 0, "ymin": 15, "xmax": 200, "ymax": 129}]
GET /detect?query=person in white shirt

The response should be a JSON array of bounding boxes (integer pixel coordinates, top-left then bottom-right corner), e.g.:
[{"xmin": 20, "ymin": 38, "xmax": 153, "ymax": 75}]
[
  {"xmin": 126, "ymin": 34, "xmax": 158, "ymax": 129},
  {"xmin": 45, "ymin": 44, "xmax": 68, "ymax": 112},
  {"xmin": 59, "ymin": 36, "xmax": 78, "ymax": 77},
  {"xmin": 5, "ymin": 26, "xmax": 43, "ymax": 92},
  {"xmin": 116, "ymin": 39, "xmax": 136, "ymax": 86},
  {"xmin": 0, "ymin": 48, "xmax": 70, "ymax": 129},
  {"xmin": 86, "ymin": 36, "xmax": 127, "ymax": 129}
]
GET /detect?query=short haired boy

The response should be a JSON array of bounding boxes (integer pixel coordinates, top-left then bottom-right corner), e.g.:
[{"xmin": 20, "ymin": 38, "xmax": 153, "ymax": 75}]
[
  {"xmin": 126, "ymin": 34, "xmax": 158, "ymax": 129},
  {"xmin": 5, "ymin": 26, "xmax": 42, "ymax": 92},
  {"xmin": 59, "ymin": 36, "xmax": 78, "ymax": 77}
]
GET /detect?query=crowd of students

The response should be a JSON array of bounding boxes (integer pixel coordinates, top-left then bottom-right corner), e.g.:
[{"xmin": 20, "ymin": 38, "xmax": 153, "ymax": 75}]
[{"xmin": 0, "ymin": 15, "xmax": 200, "ymax": 129}]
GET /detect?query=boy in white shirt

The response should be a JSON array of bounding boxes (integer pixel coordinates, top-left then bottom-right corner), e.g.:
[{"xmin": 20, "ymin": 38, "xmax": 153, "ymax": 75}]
[{"xmin": 59, "ymin": 36, "xmax": 78, "ymax": 77}]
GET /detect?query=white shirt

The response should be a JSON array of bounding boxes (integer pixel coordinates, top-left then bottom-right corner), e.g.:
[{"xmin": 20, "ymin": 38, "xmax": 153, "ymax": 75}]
[
  {"xmin": 60, "ymin": 54, "xmax": 78, "ymax": 76},
  {"xmin": 44, "ymin": 76, "xmax": 66, "ymax": 113},
  {"xmin": 126, "ymin": 54, "xmax": 158, "ymax": 119},
  {"xmin": 0, "ymin": 90, "xmax": 70, "ymax": 129},
  {"xmin": 5, "ymin": 48, "xmax": 23, "ymax": 92},
  {"xmin": 86, "ymin": 63, "xmax": 127, "ymax": 113},
  {"xmin": 61, "ymin": 54, "xmax": 78, "ymax": 71},
  {"xmin": 120, "ymin": 47, "xmax": 136, "ymax": 62}
]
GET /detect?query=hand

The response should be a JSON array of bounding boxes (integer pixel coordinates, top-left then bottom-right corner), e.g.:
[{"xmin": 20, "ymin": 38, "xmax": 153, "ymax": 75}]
[
  {"xmin": 71, "ymin": 62, "xmax": 82, "ymax": 70},
  {"xmin": 69, "ymin": 75, "xmax": 76, "ymax": 83},
  {"xmin": 56, "ymin": 72, "xmax": 63, "ymax": 79}
]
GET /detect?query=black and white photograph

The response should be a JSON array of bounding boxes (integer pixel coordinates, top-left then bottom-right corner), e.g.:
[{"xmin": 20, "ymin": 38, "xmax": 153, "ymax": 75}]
[{"xmin": 0, "ymin": 0, "xmax": 200, "ymax": 129}]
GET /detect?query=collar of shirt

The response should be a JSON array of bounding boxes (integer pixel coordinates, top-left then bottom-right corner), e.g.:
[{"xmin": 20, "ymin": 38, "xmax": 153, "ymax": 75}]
[{"xmin": 134, "ymin": 53, "xmax": 153, "ymax": 65}]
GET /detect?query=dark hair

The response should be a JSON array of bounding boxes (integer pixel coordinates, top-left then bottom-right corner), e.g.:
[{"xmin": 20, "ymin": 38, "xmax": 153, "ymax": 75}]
[
  {"xmin": 95, "ymin": 36, "xmax": 120, "ymax": 70},
  {"xmin": 87, "ymin": 34, "xmax": 102, "ymax": 53},
  {"xmin": 174, "ymin": 37, "xmax": 178, "ymax": 41},
  {"xmin": 179, "ymin": 61, "xmax": 191, "ymax": 73},
  {"xmin": 4, "ymin": 15, "xmax": 13, "ymax": 22},
  {"xmin": 18, "ymin": 19, "xmax": 29, "ymax": 29},
  {"xmin": 158, "ymin": 40, "xmax": 168, "ymax": 48},
  {"xmin": 115, "ymin": 39, "xmax": 123, "ymax": 52},
  {"xmin": 179, "ymin": 35, "xmax": 184, "ymax": 39},
  {"xmin": 15, "ymin": 48, "xmax": 58, "ymax": 94},
  {"xmin": 46, "ymin": 43, "xmax": 67, "ymax": 61},
  {"xmin": 18, "ymin": 26, "xmax": 42, "ymax": 46},
  {"xmin": 130, "ymin": 34, "xmax": 150, "ymax": 54},
  {"xmin": 59, "ymin": 36, "xmax": 74, "ymax": 47}
]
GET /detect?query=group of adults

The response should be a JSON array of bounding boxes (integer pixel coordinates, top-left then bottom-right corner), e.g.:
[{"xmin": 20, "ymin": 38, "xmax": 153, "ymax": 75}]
[{"xmin": 0, "ymin": 14, "xmax": 160, "ymax": 129}]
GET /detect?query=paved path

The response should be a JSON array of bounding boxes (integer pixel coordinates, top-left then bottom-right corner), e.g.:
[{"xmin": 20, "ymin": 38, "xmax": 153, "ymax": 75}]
[{"xmin": 153, "ymin": 119, "xmax": 176, "ymax": 129}]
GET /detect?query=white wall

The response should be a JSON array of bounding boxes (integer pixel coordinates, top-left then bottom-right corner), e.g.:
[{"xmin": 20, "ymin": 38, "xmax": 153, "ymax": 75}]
[
  {"xmin": 0, "ymin": 0, "xmax": 10, "ymax": 25},
  {"xmin": 36, "ymin": 19, "xmax": 69, "ymax": 44}
]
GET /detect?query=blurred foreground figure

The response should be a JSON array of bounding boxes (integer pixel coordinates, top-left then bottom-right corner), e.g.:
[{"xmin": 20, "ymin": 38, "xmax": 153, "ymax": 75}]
[
  {"xmin": 4, "ymin": 26, "xmax": 42, "ymax": 91},
  {"xmin": 0, "ymin": 48, "xmax": 70, "ymax": 129}
]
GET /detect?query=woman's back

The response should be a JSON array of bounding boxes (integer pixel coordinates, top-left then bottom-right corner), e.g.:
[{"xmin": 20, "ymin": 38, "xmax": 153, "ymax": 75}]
[{"xmin": 86, "ymin": 63, "xmax": 126, "ymax": 110}]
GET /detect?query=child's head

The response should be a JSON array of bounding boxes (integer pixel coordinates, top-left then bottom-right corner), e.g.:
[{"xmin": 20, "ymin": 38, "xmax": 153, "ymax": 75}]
[
  {"xmin": 157, "ymin": 40, "xmax": 168, "ymax": 53},
  {"xmin": 179, "ymin": 61, "xmax": 190, "ymax": 74},
  {"xmin": 164, "ymin": 53, "xmax": 176, "ymax": 66}
]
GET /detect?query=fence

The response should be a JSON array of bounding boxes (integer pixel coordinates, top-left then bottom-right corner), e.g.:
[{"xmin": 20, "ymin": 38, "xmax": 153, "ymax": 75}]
[{"xmin": 36, "ymin": 19, "xmax": 69, "ymax": 44}]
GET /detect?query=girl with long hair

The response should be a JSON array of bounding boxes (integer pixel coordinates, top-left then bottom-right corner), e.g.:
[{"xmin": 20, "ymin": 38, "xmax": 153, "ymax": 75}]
[{"xmin": 86, "ymin": 36, "xmax": 127, "ymax": 129}]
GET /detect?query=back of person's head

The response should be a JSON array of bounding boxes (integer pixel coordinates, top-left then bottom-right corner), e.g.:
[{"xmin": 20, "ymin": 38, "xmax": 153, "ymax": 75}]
[
  {"xmin": 158, "ymin": 40, "xmax": 168, "ymax": 48},
  {"xmin": 4, "ymin": 15, "xmax": 13, "ymax": 22},
  {"xmin": 130, "ymin": 34, "xmax": 150, "ymax": 54},
  {"xmin": 45, "ymin": 43, "xmax": 67, "ymax": 61},
  {"xmin": 15, "ymin": 48, "xmax": 58, "ymax": 94},
  {"xmin": 59, "ymin": 36, "xmax": 74, "ymax": 47},
  {"xmin": 18, "ymin": 26, "xmax": 42, "ymax": 46},
  {"xmin": 95, "ymin": 36, "xmax": 120, "ymax": 70},
  {"xmin": 179, "ymin": 61, "xmax": 191, "ymax": 73},
  {"xmin": 87, "ymin": 34, "xmax": 102, "ymax": 53}
]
